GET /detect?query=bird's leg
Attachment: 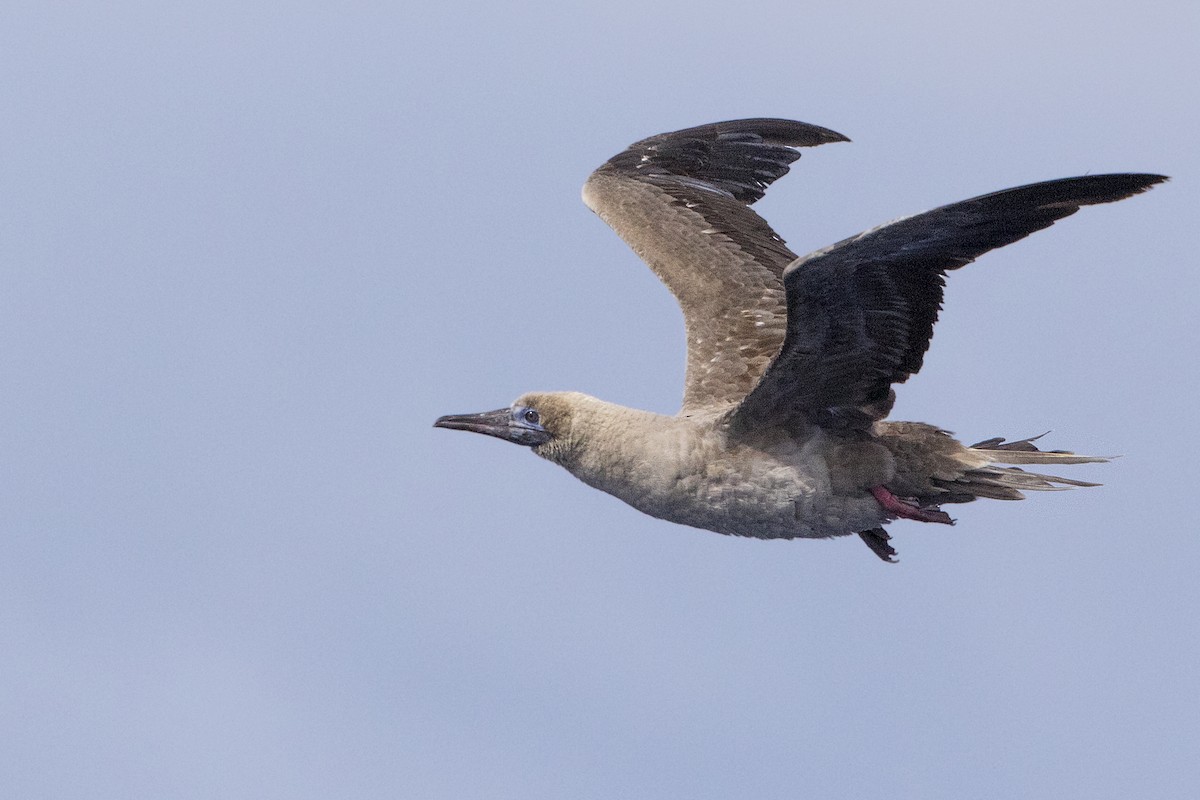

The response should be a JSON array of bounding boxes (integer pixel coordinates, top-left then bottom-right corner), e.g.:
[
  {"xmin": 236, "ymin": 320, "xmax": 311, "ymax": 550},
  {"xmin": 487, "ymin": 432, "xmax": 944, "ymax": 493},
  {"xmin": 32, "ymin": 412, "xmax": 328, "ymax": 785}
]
[
  {"xmin": 869, "ymin": 485, "xmax": 954, "ymax": 525},
  {"xmin": 857, "ymin": 528, "xmax": 898, "ymax": 563}
]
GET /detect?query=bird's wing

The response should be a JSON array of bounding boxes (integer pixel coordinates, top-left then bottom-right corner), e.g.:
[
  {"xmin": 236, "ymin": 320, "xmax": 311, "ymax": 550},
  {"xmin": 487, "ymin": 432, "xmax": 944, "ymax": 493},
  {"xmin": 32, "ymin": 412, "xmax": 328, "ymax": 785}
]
[
  {"xmin": 731, "ymin": 173, "xmax": 1167, "ymax": 434},
  {"xmin": 582, "ymin": 119, "xmax": 848, "ymax": 413}
]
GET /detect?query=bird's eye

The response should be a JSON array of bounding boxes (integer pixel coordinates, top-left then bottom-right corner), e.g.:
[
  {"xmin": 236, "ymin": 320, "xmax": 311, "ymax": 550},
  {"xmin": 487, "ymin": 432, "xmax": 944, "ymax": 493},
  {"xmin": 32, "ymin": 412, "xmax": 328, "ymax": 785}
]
[{"xmin": 523, "ymin": 409, "xmax": 540, "ymax": 425}]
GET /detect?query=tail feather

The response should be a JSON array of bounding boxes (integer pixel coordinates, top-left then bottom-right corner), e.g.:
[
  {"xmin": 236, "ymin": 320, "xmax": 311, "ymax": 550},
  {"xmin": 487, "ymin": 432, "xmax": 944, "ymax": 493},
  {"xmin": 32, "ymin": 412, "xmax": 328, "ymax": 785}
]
[
  {"xmin": 969, "ymin": 434, "xmax": 1113, "ymax": 466},
  {"xmin": 932, "ymin": 434, "xmax": 1109, "ymax": 503}
]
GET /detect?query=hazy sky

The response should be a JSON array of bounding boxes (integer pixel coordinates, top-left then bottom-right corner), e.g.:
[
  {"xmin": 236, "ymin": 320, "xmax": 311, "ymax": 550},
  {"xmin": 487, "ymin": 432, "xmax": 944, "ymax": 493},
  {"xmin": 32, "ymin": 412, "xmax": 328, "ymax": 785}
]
[{"xmin": 2, "ymin": 2, "xmax": 1197, "ymax": 798}]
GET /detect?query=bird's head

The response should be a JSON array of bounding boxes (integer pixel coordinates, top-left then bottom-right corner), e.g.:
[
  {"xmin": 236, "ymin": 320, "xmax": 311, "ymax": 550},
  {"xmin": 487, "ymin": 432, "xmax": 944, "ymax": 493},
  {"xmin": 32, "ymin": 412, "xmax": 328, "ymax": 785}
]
[{"xmin": 433, "ymin": 392, "xmax": 581, "ymax": 452}]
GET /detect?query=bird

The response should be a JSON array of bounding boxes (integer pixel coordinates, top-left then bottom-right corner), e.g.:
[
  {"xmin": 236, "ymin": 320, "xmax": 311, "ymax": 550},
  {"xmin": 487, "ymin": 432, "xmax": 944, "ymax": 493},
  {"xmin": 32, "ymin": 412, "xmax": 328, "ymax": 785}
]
[{"xmin": 434, "ymin": 118, "xmax": 1164, "ymax": 561}]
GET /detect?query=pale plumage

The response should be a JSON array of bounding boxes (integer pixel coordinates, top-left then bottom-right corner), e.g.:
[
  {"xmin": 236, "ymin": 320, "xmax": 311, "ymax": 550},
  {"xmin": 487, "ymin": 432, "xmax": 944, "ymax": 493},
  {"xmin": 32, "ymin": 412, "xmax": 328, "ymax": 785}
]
[{"xmin": 436, "ymin": 119, "xmax": 1164, "ymax": 561}]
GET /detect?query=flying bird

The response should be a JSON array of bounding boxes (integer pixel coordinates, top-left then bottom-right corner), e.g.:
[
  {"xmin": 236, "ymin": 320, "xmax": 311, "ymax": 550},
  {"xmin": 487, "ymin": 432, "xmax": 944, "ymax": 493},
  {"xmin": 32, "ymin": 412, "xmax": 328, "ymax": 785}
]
[{"xmin": 435, "ymin": 118, "xmax": 1164, "ymax": 561}]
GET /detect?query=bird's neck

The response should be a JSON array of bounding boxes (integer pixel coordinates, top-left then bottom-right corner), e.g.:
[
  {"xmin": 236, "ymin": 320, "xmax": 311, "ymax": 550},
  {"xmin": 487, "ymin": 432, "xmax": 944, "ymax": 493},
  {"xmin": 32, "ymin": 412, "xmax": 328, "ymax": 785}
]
[{"xmin": 535, "ymin": 398, "xmax": 709, "ymax": 502}]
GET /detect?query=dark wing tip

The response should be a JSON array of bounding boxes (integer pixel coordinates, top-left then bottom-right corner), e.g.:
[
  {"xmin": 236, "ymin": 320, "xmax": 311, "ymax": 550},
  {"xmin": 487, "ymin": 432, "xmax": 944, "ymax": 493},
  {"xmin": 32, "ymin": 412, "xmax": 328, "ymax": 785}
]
[
  {"xmin": 599, "ymin": 118, "xmax": 849, "ymax": 205},
  {"xmin": 675, "ymin": 118, "xmax": 852, "ymax": 147},
  {"xmin": 959, "ymin": 173, "xmax": 1168, "ymax": 216},
  {"xmin": 1048, "ymin": 173, "xmax": 1168, "ymax": 205}
]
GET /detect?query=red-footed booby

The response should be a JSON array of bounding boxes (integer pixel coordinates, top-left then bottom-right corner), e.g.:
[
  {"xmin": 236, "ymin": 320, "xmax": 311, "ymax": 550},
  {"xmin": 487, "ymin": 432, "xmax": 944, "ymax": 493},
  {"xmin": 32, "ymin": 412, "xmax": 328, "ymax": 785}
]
[{"xmin": 435, "ymin": 119, "xmax": 1164, "ymax": 561}]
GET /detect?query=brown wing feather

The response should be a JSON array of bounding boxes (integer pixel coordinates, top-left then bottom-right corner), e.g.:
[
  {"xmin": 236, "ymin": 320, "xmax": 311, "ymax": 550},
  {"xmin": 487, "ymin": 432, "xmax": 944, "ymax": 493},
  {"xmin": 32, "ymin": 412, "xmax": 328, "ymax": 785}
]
[{"xmin": 581, "ymin": 119, "xmax": 849, "ymax": 412}]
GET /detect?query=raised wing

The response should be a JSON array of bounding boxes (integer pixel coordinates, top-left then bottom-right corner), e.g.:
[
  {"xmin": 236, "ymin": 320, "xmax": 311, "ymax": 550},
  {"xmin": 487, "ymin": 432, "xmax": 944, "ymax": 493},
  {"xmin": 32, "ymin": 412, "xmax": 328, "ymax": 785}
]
[
  {"xmin": 582, "ymin": 119, "xmax": 849, "ymax": 412},
  {"xmin": 731, "ymin": 173, "xmax": 1167, "ymax": 433}
]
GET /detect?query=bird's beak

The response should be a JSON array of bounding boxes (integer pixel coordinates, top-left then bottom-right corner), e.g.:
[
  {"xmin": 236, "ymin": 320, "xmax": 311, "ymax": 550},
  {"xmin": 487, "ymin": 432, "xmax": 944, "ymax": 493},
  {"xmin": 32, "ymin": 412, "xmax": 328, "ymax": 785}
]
[{"xmin": 433, "ymin": 408, "xmax": 552, "ymax": 447}]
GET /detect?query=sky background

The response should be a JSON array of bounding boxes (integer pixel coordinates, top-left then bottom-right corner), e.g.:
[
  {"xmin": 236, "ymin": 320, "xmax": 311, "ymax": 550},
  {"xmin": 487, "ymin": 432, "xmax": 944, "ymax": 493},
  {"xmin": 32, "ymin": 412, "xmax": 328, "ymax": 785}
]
[{"xmin": 1, "ymin": 2, "xmax": 1197, "ymax": 798}]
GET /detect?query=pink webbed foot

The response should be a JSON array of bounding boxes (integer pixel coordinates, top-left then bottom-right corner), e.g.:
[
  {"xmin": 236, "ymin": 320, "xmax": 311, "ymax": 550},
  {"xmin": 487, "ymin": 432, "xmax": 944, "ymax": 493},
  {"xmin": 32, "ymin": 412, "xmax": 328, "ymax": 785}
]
[{"xmin": 869, "ymin": 485, "xmax": 955, "ymax": 525}]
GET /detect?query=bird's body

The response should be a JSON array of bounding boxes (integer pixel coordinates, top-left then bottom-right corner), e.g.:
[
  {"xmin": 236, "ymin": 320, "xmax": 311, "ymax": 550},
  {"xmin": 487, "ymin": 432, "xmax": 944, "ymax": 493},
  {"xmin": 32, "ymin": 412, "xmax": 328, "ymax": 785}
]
[
  {"xmin": 436, "ymin": 118, "xmax": 1164, "ymax": 560},
  {"xmin": 525, "ymin": 394, "xmax": 886, "ymax": 540}
]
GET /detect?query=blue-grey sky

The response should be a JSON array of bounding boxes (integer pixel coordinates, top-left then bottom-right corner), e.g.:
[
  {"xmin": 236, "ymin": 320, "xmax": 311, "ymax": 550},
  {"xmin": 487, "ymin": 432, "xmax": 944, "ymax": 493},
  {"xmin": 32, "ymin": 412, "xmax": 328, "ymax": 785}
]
[{"xmin": 2, "ymin": 2, "xmax": 1197, "ymax": 798}]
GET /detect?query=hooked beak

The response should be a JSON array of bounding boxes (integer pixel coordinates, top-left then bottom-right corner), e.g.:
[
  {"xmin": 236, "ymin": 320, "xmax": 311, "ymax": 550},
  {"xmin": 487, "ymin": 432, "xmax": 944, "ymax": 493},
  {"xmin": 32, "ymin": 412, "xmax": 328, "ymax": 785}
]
[{"xmin": 433, "ymin": 408, "xmax": 552, "ymax": 447}]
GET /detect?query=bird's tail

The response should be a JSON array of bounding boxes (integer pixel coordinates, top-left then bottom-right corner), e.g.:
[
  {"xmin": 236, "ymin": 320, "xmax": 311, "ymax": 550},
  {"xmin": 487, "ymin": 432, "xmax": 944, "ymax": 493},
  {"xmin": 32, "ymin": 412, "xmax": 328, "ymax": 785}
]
[{"xmin": 933, "ymin": 433, "xmax": 1110, "ymax": 503}]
